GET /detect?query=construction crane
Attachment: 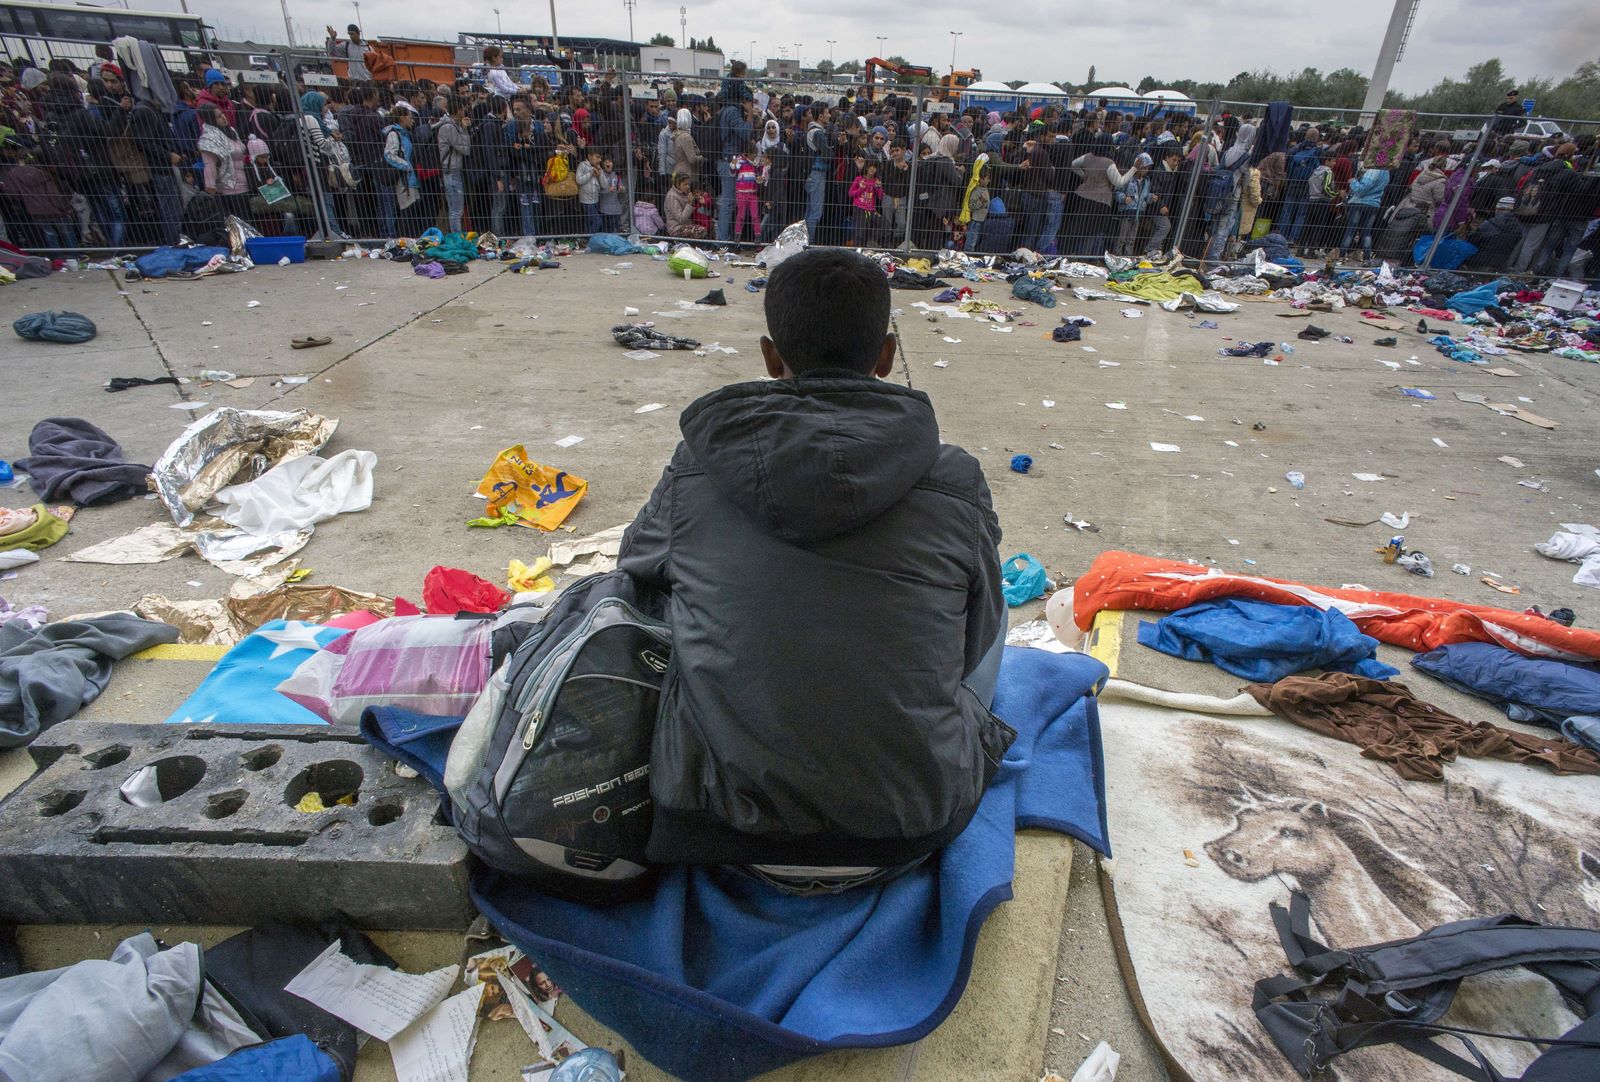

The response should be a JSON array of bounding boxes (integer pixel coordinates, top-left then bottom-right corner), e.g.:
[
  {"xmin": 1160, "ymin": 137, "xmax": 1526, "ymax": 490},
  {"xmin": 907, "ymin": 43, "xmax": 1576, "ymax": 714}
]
[{"xmin": 863, "ymin": 56, "xmax": 982, "ymax": 102}]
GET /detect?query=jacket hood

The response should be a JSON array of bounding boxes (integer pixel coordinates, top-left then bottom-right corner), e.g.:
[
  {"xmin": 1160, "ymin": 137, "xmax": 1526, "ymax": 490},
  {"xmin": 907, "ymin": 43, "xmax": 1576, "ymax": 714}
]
[{"xmin": 680, "ymin": 377, "xmax": 941, "ymax": 545}]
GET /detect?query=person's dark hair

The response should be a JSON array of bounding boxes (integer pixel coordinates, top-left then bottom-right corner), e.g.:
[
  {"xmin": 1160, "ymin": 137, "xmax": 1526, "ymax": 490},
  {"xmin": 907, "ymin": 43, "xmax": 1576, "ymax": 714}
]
[{"xmin": 764, "ymin": 249, "xmax": 891, "ymax": 376}]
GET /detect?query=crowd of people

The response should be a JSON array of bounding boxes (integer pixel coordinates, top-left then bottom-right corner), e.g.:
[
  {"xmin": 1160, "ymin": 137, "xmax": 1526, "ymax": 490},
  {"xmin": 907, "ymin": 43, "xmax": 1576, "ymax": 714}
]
[{"xmin": 0, "ymin": 39, "xmax": 1596, "ymax": 282}]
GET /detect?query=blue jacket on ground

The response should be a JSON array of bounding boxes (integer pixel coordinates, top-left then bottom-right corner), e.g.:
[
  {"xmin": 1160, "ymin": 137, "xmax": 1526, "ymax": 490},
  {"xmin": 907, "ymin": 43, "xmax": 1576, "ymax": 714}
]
[
  {"xmin": 1411, "ymin": 641, "xmax": 1600, "ymax": 726},
  {"xmin": 1139, "ymin": 598, "xmax": 1399, "ymax": 684}
]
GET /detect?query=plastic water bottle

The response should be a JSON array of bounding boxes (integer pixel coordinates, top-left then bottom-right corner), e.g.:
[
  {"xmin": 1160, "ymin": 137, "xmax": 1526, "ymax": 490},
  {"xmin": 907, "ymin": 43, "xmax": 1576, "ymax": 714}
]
[
  {"xmin": 550, "ymin": 1048, "xmax": 623, "ymax": 1082},
  {"xmin": 1284, "ymin": 471, "xmax": 1306, "ymax": 489}
]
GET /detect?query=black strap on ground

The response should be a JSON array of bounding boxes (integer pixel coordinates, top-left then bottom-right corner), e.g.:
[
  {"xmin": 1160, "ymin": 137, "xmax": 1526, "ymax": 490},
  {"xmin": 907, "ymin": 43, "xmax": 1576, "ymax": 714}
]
[{"xmin": 1252, "ymin": 891, "xmax": 1600, "ymax": 1081}]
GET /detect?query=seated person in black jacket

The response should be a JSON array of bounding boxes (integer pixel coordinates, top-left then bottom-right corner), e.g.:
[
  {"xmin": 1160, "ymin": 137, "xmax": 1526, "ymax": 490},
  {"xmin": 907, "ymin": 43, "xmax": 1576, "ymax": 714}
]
[{"xmin": 619, "ymin": 248, "xmax": 1011, "ymax": 894}]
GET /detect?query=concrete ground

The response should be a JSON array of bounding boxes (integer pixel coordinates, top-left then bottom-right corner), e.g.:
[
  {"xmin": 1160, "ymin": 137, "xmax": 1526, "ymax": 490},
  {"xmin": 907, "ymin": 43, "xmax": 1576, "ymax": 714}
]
[{"xmin": 4, "ymin": 249, "xmax": 1596, "ymax": 1081}]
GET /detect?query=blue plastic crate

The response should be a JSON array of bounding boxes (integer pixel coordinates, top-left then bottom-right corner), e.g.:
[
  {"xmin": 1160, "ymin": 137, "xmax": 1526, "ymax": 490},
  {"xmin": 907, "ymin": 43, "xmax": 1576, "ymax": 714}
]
[{"xmin": 245, "ymin": 236, "xmax": 307, "ymax": 265}]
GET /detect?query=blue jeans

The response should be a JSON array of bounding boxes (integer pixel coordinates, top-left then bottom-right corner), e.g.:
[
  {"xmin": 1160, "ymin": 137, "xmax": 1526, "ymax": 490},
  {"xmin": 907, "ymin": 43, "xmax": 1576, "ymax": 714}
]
[
  {"xmin": 1340, "ymin": 204, "xmax": 1378, "ymax": 256},
  {"xmin": 966, "ymin": 623, "xmax": 1007, "ymax": 709},
  {"xmin": 88, "ymin": 187, "xmax": 126, "ymax": 248},
  {"xmin": 1205, "ymin": 202, "xmax": 1239, "ymax": 261},
  {"xmin": 715, "ymin": 159, "xmax": 735, "ymax": 242},
  {"xmin": 377, "ymin": 184, "xmax": 398, "ymax": 239},
  {"xmin": 517, "ymin": 190, "xmax": 539, "ymax": 236},
  {"xmin": 805, "ymin": 167, "xmax": 826, "ymax": 235},
  {"xmin": 581, "ymin": 201, "xmax": 602, "ymax": 234},
  {"xmin": 1040, "ymin": 190, "xmax": 1065, "ymax": 253},
  {"xmin": 443, "ymin": 172, "xmax": 465, "ymax": 233},
  {"xmin": 148, "ymin": 171, "xmax": 182, "ymax": 247},
  {"xmin": 1279, "ymin": 180, "xmax": 1309, "ymax": 242},
  {"xmin": 965, "ymin": 216, "xmax": 986, "ymax": 253},
  {"xmin": 312, "ymin": 189, "xmax": 344, "ymax": 237},
  {"xmin": 36, "ymin": 219, "xmax": 78, "ymax": 250}
]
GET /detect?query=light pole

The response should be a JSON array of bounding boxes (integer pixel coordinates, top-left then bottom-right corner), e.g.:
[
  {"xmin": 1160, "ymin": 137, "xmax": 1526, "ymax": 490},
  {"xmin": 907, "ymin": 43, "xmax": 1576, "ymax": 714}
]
[
  {"xmin": 948, "ymin": 30, "xmax": 961, "ymax": 76},
  {"xmin": 679, "ymin": 6, "xmax": 687, "ymax": 49},
  {"xmin": 492, "ymin": 7, "xmax": 501, "ymax": 35},
  {"xmin": 826, "ymin": 39, "xmax": 835, "ymax": 67},
  {"xmin": 875, "ymin": 36, "xmax": 886, "ymax": 58},
  {"xmin": 622, "ymin": 0, "xmax": 635, "ymax": 42},
  {"xmin": 794, "ymin": 42, "xmax": 801, "ymax": 70},
  {"xmin": 749, "ymin": 40, "xmax": 755, "ymax": 71}
]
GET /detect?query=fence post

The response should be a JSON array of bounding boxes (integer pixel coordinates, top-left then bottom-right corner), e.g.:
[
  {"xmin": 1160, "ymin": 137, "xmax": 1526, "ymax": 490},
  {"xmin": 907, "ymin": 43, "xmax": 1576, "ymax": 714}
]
[
  {"xmin": 902, "ymin": 85, "xmax": 924, "ymax": 253},
  {"xmin": 280, "ymin": 54, "xmax": 334, "ymax": 241},
  {"xmin": 1419, "ymin": 120, "xmax": 1489, "ymax": 273},
  {"xmin": 1171, "ymin": 97, "xmax": 1221, "ymax": 257},
  {"xmin": 621, "ymin": 70, "xmax": 638, "ymax": 235}
]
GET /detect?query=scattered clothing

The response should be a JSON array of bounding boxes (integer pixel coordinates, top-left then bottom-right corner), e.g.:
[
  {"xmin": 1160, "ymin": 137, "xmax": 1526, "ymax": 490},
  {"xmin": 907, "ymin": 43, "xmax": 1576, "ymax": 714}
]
[
  {"xmin": 0, "ymin": 613, "xmax": 178, "ymax": 748},
  {"xmin": 1138, "ymin": 598, "xmax": 1399, "ymax": 683},
  {"xmin": 1247, "ymin": 671, "xmax": 1600, "ymax": 781},
  {"xmin": 15, "ymin": 418, "xmax": 153, "ymax": 506},
  {"xmin": 0, "ymin": 599, "xmax": 48, "ymax": 630},
  {"xmin": 611, "ymin": 323, "xmax": 701, "ymax": 351},
  {"xmin": 1411, "ymin": 641, "xmax": 1600, "ymax": 727},
  {"xmin": 0, "ymin": 934, "xmax": 258, "ymax": 1082},
  {"xmin": 212, "ymin": 450, "xmax": 377, "ymax": 537},
  {"xmin": 366, "ymin": 646, "xmax": 1111, "ymax": 1082},
  {"xmin": 167, "ymin": 1036, "xmax": 340, "ymax": 1082},
  {"xmin": 421, "ymin": 566, "xmax": 509, "ymax": 615},
  {"xmin": 12, "ymin": 311, "xmax": 97, "ymax": 344},
  {"xmin": 106, "ymin": 376, "xmax": 182, "ymax": 393},
  {"xmin": 0, "ymin": 505, "xmax": 68, "ymax": 552},
  {"xmin": 133, "ymin": 246, "xmax": 231, "ymax": 278},
  {"xmin": 1074, "ymin": 550, "xmax": 1600, "ymax": 663}
]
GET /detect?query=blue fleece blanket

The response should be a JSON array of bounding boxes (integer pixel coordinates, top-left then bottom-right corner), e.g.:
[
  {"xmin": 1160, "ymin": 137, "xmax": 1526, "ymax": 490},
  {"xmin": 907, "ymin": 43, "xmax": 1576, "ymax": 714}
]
[
  {"xmin": 1138, "ymin": 598, "xmax": 1399, "ymax": 683},
  {"xmin": 361, "ymin": 647, "xmax": 1110, "ymax": 1081}
]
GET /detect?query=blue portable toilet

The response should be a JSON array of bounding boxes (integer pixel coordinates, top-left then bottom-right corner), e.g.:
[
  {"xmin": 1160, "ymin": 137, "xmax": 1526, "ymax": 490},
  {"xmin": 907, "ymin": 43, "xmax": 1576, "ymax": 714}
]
[{"xmin": 959, "ymin": 80, "xmax": 1020, "ymax": 116}]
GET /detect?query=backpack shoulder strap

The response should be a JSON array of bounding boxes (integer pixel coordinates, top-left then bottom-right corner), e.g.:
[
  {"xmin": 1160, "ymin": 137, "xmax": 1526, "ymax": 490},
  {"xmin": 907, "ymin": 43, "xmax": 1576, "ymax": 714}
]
[{"xmin": 1253, "ymin": 893, "xmax": 1600, "ymax": 1081}]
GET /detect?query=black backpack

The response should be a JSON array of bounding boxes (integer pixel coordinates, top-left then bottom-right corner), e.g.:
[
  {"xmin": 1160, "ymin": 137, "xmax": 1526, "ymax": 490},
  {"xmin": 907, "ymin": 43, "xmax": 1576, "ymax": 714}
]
[
  {"xmin": 445, "ymin": 572, "xmax": 667, "ymax": 902},
  {"xmin": 181, "ymin": 191, "xmax": 228, "ymax": 246}
]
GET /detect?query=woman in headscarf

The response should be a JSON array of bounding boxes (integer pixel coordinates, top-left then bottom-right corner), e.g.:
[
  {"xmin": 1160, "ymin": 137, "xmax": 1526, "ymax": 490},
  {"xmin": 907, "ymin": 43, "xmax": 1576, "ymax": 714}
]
[
  {"xmin": 296, "ymin": 90, "xmax": 351, "ymax": 240},
  {"xmin": 571, "ymin": 106, "xmax": 591, "ymax": 148},
  {"xmin": 197, "ymin": 101, "xmax": 251, "ymax": 223},
  {"xmin": 670, "ymin": 107, "xmax": 699, "ymax": 193},
  {"xmin": 1204, "ymin": 123, "xmax": 1255, "ymax": 262},
  {"xmin": 911, "ymin": 133, "xmax": 962, "ymax": 250}
]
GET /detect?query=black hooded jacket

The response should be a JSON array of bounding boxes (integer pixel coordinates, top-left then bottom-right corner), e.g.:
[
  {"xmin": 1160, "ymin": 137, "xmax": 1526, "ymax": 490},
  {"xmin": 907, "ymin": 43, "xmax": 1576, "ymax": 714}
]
[{"xmin": 620, "ymin": 373, "xmax": 1008, "ymax": 867}]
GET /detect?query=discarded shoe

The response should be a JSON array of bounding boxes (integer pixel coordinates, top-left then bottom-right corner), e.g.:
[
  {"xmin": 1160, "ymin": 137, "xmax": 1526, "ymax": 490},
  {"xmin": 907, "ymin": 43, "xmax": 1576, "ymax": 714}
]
[
  {"xmin": 1374, "ymin": 336, "xmax": 1397, "ymax": 347},
  {"xmin": 695, "ymin": 288, "xmax": 727, "ymax": 306},
  {"xmin": 291, "ymin": 336, "xmax": 332, "ymax": 349},
  {"xmin": 1417, "ymin": 318, "xmax": 1429, "ymax": 334},
  {"xmin": 1297, "ymin": 324, "xmax": 1331, "ymax": 340}
]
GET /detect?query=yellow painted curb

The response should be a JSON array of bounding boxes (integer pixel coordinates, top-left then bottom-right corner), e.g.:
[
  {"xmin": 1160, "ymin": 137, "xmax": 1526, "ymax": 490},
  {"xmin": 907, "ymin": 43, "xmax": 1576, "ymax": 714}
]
[
  {"xmin": 129, "ymin": 644, "xmax": 230, "ymax": 661},
  {"xmin": 1085, "ymin": 610, "xmax": 1123, "ymax": 680}
]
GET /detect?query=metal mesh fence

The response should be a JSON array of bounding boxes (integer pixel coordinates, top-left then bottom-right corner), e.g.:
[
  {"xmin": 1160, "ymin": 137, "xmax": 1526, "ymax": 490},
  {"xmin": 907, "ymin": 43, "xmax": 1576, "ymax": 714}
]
[{"xmin": 2, "ymin": 59, "xmax": 1595, "ymax": 281}]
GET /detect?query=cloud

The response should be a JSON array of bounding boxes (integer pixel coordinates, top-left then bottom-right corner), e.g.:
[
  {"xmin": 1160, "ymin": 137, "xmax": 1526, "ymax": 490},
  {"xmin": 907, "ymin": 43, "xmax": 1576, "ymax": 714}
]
[{"xmin": 208, "ymin": 0, "xmax": 1587, "ymax": 97}]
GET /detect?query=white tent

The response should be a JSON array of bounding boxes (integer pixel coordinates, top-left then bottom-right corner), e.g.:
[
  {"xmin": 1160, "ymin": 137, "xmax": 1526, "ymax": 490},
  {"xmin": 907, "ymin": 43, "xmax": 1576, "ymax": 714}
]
[
  {"xmin": 1143, "ymin": 89, "xmax": 1196, "ymax": 108},
  {"xmin": 1016, "ymin": 81, "xmax": 1068, "ymax": 98},
  {"xmin": 1088, "ymin": 86, "xmax": 1141, "ymax": 101},
  {"xmin": 963, "ymin": 80, "xmax": 1015, "ymax": 95}
]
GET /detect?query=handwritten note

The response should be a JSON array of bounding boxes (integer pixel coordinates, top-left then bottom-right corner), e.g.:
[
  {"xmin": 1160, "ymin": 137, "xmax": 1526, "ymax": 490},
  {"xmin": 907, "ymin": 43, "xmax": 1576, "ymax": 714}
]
[
  {"xmin": 389, "ymin": 984, "xmax": 485, "ymax": 1082},
  {"xmin": 284, "ymin": 941, "xmax": 459, "ymax": 1041}
]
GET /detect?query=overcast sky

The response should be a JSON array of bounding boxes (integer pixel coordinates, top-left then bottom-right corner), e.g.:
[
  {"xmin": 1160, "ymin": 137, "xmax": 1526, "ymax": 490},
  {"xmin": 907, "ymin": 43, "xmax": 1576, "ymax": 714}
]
[{"xmin": 204, "ymin": 0, "xmax": 1592, "ymax": 93}]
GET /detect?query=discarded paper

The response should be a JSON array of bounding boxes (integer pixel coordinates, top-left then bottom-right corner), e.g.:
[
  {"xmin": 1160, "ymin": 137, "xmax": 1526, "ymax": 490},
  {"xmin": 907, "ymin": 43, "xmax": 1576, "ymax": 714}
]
[{"xmin": 284, "ymin": 940, "xmax": 458, "ymax": 1041}]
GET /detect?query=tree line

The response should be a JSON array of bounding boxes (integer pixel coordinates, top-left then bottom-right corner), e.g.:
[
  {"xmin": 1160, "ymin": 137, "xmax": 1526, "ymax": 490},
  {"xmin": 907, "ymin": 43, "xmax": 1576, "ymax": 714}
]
[{"xmin": 1068, "ymin": 59, "xmax": 1599, "ymax": 121}]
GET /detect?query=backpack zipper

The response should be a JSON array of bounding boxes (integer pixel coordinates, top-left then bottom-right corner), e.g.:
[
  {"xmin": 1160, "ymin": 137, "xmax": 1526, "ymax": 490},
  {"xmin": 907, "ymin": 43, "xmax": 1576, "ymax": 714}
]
[{"xmin": 512, "ymin": 598, "xmax": 669, "ymax": 754}]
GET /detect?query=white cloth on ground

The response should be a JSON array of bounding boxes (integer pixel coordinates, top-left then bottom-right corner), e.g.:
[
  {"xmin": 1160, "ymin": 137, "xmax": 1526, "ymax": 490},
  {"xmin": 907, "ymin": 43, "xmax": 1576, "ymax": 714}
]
[{"xmin": 212, "ymin": 449, "xmax": 376, "ymax": 536}]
